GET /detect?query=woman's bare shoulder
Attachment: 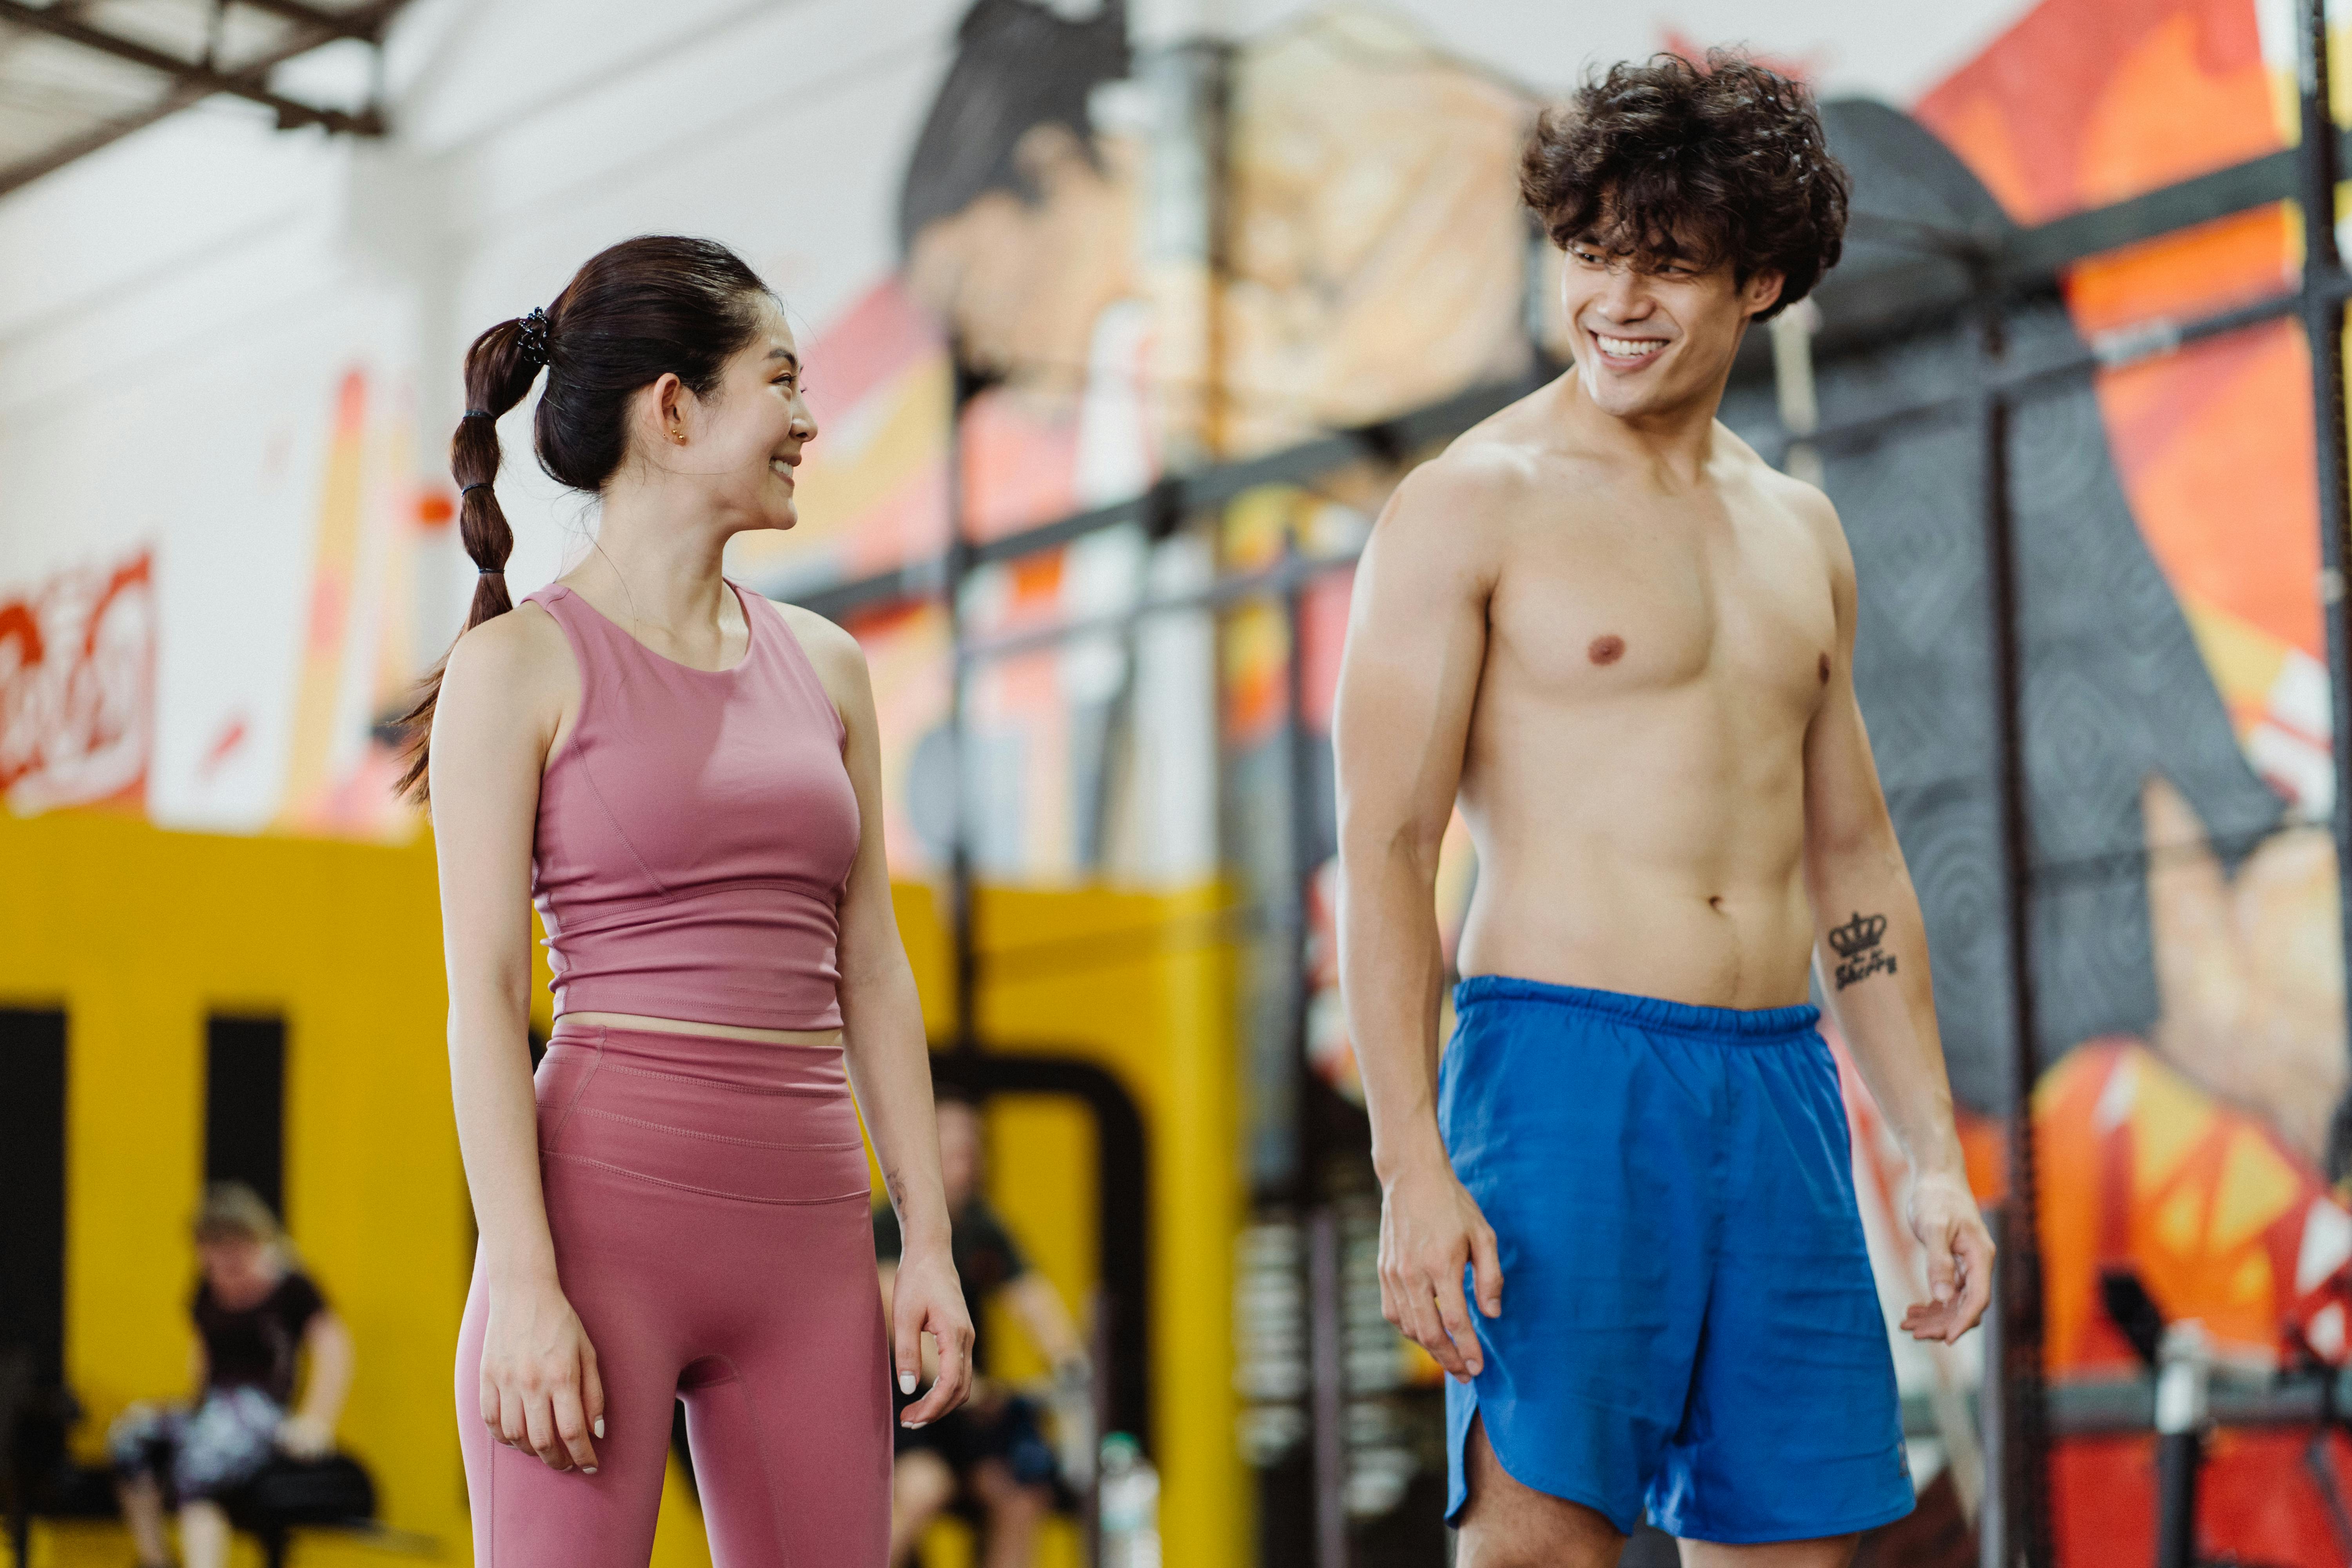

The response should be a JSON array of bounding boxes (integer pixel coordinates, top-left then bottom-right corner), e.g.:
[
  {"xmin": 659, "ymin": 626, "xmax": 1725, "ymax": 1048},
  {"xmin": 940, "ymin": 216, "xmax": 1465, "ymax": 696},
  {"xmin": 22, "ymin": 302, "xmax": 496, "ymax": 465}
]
[
  {"xmin": 441, "ymin": 598, "xmax": 576, "ymax": 719},
  {"xmin": 760, "ymin": 596, "xmax": 868, "ymax": 684}
]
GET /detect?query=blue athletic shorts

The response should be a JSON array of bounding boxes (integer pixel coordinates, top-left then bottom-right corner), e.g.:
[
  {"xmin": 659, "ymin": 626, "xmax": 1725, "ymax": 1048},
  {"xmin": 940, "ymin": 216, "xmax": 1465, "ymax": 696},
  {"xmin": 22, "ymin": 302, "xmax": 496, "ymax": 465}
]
[{"xmin": 1439, "ymin": 975, "xmax": 1914, "ymax": 1543}]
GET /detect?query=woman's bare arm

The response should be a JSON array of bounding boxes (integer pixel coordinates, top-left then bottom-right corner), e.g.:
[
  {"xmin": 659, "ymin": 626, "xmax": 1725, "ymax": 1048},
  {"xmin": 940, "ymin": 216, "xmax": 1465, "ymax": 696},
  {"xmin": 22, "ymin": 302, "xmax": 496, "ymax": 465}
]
[
  {"xmin": 282, "ymin": 1312, "xmax": 354, "ymax": 1455},
  {"xmin": 430, "ymin": 607, "xmax": 605, "ymax": 1470},
  {"xmin": 783, "ymin": 603, "xmax": 973, "ymax": 1425}
]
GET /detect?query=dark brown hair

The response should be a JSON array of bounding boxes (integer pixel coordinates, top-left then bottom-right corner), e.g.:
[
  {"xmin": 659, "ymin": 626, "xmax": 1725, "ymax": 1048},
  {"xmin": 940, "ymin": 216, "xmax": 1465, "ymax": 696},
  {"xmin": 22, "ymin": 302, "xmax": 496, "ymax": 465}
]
[
  {"xmin": 1521, "ymin": 51, "xmax": 1849, "ymax": 320},
  {"xmin": 396, "ymin": 235, "xmax": 777, "ymax": 804}
]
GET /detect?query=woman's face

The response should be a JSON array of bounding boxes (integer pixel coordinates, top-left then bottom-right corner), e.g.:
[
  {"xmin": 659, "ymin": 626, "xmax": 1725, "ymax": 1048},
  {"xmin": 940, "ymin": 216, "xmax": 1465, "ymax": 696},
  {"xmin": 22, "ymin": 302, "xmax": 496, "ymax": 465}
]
[
  {"xmin": 664, "ymin": 296, "xmax": 820, "ymax": 534},
  {"xmin": 197, "ymin": 1235, "xmax": 275, "ymax": 1295}
]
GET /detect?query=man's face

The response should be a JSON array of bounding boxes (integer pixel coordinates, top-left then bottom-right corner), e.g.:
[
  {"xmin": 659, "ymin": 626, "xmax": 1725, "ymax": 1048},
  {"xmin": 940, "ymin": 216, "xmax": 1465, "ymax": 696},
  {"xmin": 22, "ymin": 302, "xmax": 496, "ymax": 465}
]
[{"xmin": 1558, "ymin": 228, "xmax": 1784, "ymax": 422}]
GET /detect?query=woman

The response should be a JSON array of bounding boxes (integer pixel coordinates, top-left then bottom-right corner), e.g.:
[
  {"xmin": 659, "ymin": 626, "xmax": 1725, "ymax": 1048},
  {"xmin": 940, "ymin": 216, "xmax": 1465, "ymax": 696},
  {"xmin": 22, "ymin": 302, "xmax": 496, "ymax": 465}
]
[
  {"xmin": 407, "ymin": 235, "xmax": 972, "ymax": 1566},
  {"xmin": 110, "ymin": 1183, "xmax": 354, "ymax": 1568}
]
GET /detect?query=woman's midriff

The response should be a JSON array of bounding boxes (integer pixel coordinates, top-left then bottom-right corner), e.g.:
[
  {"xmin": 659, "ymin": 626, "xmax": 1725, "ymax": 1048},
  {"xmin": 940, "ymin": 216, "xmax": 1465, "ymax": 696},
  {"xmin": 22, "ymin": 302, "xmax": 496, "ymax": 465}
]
[{"xmin": 561, "ymin": 1010, "xmax": 844, "ymax": 1047}]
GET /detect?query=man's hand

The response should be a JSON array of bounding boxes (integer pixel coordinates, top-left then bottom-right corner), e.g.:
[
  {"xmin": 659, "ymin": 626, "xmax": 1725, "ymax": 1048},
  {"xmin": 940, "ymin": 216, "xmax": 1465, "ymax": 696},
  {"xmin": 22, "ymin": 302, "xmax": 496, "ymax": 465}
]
[
  {"xmin": 1900, "ymin": 1170, "xmax": 1994, "ymax": 1343},
  {"xmin": 1377, "ymin": 1156, "xmax": 1503, "ymax": 1382},
  {"xmin": 892, "ymin": 1240, "xmax": 975, "ymax": 1428}
]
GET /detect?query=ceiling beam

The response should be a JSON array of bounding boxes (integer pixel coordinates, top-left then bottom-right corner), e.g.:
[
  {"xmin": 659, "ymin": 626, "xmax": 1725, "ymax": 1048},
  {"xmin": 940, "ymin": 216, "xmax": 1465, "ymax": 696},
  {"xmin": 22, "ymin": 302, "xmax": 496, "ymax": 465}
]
[
  {"xmin": 0, "ymin": 0, "xmax": 386, "ymax": 134},
  {"xmin": 0, "ymin": 0, "xmax": 405, "ymax": 196},
  {"xmin": 229, "ymin": 0, "xmax": 391, "ymax": 45}
]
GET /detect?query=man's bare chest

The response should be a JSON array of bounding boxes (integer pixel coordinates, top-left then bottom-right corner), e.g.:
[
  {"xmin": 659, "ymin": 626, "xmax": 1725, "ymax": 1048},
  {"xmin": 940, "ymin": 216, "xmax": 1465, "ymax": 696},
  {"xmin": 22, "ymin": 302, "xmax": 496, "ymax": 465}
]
[{"xmin": 1483, "ymin": 508, "xmax": 1836, "ymax": 713}]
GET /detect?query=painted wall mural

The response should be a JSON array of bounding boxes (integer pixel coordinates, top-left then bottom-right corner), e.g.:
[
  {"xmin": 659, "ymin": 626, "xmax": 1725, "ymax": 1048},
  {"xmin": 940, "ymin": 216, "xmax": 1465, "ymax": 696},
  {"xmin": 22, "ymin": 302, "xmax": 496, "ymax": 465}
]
[
  {"xmin": 718, "ymin": 0, "xmax": 2352, "ymax": 1553},
  {"xmin": 0, "ymin": 547, "xmax": 154, "ymax": 815}
]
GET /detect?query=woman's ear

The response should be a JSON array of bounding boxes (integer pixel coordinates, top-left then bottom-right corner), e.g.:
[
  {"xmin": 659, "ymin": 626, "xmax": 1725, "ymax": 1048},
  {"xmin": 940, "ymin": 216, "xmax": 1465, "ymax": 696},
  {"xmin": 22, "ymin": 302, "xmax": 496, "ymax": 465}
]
[{"xmin": 641, "ymin": 372, "xmax": 690, "ymax": 448}]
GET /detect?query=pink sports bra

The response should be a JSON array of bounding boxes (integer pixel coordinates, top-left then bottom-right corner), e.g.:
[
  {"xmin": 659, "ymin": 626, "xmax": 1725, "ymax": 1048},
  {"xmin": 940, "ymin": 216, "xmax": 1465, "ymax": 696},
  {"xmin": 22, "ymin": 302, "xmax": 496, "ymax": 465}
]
[{"xmin": 523, "ymin": 579, "xmax": 860, "ymax": 1032}]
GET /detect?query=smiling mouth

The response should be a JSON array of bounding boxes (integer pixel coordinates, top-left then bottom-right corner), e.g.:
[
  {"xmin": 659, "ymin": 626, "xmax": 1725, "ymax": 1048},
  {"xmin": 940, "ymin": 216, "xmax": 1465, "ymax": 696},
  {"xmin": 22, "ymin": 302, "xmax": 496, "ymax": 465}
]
[
  {"xmin": 769, "ymin": 455, "xmax": 799, "ymax": 481},
  {"xmin": 1591, "ymin": 332, "xmax": 1668, "ymax": 366}
]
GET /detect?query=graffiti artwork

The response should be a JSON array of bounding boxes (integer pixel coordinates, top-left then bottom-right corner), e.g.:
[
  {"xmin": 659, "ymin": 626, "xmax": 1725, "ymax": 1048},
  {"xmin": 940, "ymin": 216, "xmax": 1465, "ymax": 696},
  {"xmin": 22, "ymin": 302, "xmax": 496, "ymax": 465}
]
[{"xmin": 0, "ymin": 548, "xmax": 154, "ymax": 815}]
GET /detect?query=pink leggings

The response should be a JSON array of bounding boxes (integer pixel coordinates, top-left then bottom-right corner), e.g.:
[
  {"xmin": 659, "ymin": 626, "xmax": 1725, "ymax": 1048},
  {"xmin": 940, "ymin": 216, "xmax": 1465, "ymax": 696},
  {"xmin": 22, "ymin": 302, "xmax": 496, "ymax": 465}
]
[{"xmin": 457, "ymin": 1022, "xmax": 891, "ymax": 1565}]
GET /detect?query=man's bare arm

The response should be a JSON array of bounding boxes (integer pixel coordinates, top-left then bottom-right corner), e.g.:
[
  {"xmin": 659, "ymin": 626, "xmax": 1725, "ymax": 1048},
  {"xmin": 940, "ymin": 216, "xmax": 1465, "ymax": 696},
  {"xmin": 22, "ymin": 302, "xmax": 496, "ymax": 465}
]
[
  {"xmin": 1334, "ymin": 453, "xmax": 1509, "ymax": 1379},
  {"xmin": 1799, "ymin": 496, "xmax": 1994, "ymax": 1343}
]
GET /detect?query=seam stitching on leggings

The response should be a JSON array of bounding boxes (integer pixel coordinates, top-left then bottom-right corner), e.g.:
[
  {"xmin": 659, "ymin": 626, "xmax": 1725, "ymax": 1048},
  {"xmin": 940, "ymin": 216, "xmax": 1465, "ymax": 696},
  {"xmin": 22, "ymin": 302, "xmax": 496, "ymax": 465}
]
[
  {"xmin": 569, "ymin": 1107, "xmax": 862, "ymax": 1151},
  {"xmin": 542, "ymin": 1041, "xmax": 605, "ymax": 1151},
  {"xmin": 592, "ymin": 1060, "xmax": 845, "ymax": 1096},
  {"xmin": 711, "ymin": 1354, "xmax": 797, "ymax": 1568},
  {"xmin": 543, "ymin": 1152, "xmax": 872, "ymax": 1205}
]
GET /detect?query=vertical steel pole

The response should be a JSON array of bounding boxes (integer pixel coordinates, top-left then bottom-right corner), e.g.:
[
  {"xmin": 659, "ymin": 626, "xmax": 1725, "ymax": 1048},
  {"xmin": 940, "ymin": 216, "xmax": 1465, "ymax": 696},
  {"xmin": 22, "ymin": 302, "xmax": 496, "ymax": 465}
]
[
  {"xmin": 1977, "ymin": 1208, "xmax": 2011, "ymax": 1568},
  {"xmin": 948, "ymin": 357, "xmax": 984, "ymax": 1053},
  {"xmin": 2294, "ymin": 0, "xmax": 2352, "ymax": 1186},
  {"xmin": 1978, "ymin": 308, "xmax": 2054, "ymax": 1568},
  {"xmin": 1285, "ymin": 565, "xmax": 1348, "ymax": 1568}
]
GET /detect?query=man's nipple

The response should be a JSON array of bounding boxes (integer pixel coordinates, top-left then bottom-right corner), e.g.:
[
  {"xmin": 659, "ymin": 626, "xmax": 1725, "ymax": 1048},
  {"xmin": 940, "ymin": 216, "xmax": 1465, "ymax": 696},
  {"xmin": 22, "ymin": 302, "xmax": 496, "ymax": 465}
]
[{"xmin": 1589, "ymin": 634, "xmax": 1626, "ymax": 666}]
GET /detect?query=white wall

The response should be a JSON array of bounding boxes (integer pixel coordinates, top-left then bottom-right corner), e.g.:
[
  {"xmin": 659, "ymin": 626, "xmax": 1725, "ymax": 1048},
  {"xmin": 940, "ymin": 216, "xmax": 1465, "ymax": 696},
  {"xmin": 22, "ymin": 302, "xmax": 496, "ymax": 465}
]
[{"xmin": 0, "ymin": 0, "xmax": 970, "ymax": 829}]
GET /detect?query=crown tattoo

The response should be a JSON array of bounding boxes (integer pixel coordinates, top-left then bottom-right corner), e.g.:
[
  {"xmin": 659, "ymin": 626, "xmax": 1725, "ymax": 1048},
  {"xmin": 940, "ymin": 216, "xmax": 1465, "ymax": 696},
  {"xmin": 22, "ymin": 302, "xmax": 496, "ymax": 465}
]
[{"xmin": 1828, "ymin": 911, "xmax": 1887, "ymax": 959}]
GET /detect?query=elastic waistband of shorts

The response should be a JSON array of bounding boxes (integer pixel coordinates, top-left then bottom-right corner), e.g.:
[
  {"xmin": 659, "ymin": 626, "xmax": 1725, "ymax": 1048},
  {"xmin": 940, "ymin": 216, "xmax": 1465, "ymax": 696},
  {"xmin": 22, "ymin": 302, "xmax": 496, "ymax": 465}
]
[{"xmin": 1453, "ymin": 974, "xmax": 1820, "ymax": 1042}]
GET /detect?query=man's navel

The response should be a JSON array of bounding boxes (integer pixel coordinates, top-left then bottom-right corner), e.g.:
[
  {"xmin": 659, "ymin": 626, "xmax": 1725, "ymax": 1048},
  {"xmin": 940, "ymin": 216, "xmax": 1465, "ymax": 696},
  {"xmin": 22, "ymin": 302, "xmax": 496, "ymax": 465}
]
[{"xmin": 1818, "ymin": 652, "xmax": 1831, "ymax": 684}]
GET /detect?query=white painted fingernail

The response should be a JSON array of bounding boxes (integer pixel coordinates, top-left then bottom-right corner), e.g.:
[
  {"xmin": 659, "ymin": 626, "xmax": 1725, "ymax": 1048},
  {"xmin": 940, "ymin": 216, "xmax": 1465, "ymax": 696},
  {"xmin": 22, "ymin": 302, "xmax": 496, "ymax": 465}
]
[
  {"xmin": 593, "ymin": 1419, "xmax": 605, "ymax": 1439},
  {"xmin": 899, "ymin": 1372, "xmax": 916, "ymax": 1395}
]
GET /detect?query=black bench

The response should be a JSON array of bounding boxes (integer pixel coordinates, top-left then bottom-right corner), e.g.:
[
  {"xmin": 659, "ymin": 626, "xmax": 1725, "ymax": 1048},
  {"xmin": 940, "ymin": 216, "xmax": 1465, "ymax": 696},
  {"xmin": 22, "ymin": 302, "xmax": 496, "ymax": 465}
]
[{"xmin": 2, "ymin": 1363, "xmax": 428, "ymax": 1568}]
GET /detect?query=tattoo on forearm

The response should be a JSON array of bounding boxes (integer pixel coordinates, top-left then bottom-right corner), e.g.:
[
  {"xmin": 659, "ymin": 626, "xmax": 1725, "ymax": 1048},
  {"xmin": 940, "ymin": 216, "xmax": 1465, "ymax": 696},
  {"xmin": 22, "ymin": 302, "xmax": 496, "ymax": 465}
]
[{"xmin": 1829, "ymin": 910, "xmax": 1898, "ymax": 990}]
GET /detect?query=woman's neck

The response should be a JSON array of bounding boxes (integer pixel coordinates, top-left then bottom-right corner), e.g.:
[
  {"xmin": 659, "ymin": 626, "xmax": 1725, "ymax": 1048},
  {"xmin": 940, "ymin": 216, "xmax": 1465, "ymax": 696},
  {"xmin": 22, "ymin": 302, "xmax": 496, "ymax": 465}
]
[{"xmin": 568, "ymin": 502, "xmax": 737, "ymax": 635}]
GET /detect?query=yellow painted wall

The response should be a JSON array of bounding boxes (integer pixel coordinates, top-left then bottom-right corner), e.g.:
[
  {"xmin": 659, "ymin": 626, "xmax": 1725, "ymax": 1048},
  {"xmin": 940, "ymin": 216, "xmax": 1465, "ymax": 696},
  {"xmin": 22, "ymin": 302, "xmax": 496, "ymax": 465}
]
[
  {"xmin": 1, "ymin": 809, "xmax": 462, "ymax": 1568},
  {"xmin": 964, "ymin": 883, "xmax": 1248, "ymax": 1568},
  {"xmin": 2, "ymin": 812, "xmax": 1243, "ymax": 1568}
]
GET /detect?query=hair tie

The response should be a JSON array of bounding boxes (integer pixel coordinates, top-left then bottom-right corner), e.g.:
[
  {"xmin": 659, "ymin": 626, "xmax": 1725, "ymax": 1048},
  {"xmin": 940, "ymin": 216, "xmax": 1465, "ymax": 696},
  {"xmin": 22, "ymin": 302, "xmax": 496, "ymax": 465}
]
[
  {"xmin": 516, "ymin": 307, "xmax": 551, "ymax": 370},
  {"xmin": 461, "ymin": 481, "xmax": 491, "ymax": 496},
  {"xmin": 461, "ymin": 408, "xmax": 494, "ymax": 421},
  {"xmin": 477, "ymin": 564, "xmax": 505, "ymax": 576}
]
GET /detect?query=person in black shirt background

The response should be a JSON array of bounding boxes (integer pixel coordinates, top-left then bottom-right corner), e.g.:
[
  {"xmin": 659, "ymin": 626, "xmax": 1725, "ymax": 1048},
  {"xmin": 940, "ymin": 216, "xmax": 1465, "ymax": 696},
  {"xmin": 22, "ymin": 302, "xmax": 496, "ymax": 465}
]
[
  {"xmin": 109, "ymin": 1183, "xmax": 354, "ymax": 1568},
  {"xmin": 877, "ymin": 1096, "xmax": 1088, "ymax": 1568}
]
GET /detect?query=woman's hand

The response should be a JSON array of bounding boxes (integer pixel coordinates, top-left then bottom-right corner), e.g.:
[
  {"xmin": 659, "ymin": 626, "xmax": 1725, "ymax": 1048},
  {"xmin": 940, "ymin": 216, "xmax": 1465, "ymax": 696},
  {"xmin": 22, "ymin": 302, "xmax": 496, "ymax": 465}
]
[
  {"xmin": 274, "ymin": 1413, "xmax": 333, "ymax": 1460},
  {"xmin": 890, "ymin": 1240, "xmax": 973, "ymax": 1428},
  {"xmin": 478, "ymin": 1280, "xmax": 605, "ymax": 1472}
]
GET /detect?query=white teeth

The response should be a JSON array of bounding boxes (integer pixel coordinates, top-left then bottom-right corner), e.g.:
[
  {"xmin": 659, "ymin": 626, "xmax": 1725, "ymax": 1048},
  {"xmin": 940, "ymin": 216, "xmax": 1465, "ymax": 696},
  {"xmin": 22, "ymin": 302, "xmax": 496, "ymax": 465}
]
[{"xmin": 1596, "ymin": 334, "xmax": 1663, "ymax": 358}]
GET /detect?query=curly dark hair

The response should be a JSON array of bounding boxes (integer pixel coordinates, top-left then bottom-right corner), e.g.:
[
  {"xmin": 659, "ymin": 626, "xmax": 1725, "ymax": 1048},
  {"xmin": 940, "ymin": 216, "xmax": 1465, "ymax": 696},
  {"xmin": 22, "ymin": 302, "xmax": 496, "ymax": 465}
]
[{"xmin": 1521, "ymin": 51, "xmax": 1849, "ymax": 321}]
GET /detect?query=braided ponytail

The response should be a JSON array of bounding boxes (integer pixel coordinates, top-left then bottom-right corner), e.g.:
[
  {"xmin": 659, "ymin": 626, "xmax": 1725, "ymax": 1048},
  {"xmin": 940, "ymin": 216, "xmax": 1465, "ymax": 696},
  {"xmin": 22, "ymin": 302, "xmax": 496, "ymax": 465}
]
[{"xmin": 393, "ymin": 311, "xmax": 551, "ymax": 805}]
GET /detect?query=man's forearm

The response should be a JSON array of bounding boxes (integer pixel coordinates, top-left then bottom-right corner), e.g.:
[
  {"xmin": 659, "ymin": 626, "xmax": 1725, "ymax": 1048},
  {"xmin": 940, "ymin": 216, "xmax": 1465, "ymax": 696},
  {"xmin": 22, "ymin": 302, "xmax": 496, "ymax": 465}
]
[
  {"xmin": 1810, "ymin": 849, "xmax": 1966, "ymax": 1179},
  {"xmin": 1339, "ymin": 838, "xmax": 1452, "ymax": 1181}
]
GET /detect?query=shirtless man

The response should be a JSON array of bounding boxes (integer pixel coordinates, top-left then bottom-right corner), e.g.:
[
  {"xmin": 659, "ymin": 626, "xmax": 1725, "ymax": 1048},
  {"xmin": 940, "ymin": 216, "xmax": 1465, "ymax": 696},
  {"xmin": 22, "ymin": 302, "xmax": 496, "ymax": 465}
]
[{"xmin": 1334, "ymin": 55, "xmax": 1993, "ymax": 1564}]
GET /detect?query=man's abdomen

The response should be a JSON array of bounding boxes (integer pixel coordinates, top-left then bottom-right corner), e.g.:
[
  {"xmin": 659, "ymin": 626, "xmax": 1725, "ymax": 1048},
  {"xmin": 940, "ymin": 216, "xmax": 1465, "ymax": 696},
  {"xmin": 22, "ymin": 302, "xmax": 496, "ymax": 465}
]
[{"xmin": 1457, "ymin": 839, "xmax": 1818, "ymax": 1009}]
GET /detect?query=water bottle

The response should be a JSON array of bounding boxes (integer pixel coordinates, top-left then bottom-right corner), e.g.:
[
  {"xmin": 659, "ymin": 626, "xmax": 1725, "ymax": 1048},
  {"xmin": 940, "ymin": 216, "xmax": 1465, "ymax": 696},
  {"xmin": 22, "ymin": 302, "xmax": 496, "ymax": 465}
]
[{"xmin": 1097, "ymin": 1432, "xmax": 1161, "ymax": 1568}]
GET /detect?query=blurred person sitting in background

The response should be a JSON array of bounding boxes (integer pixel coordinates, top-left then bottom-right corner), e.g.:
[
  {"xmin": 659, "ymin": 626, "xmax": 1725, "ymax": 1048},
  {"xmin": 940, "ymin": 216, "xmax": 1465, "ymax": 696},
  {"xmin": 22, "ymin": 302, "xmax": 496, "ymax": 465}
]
[
  {"xmin": 109, "ymin": 1182, "xmax": 353, "ymax": 1568},
  {"xmin": 878, "ymin": 1095, "xmax": 1087, "ymax": 1568}
]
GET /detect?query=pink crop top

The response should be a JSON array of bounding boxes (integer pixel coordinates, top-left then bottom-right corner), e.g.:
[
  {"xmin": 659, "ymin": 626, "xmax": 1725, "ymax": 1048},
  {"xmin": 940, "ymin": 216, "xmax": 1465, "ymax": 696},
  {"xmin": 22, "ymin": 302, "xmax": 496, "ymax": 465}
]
[{"xmin": 523, "ymin": 579, "xmax": 860, "ymax": 1031}]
